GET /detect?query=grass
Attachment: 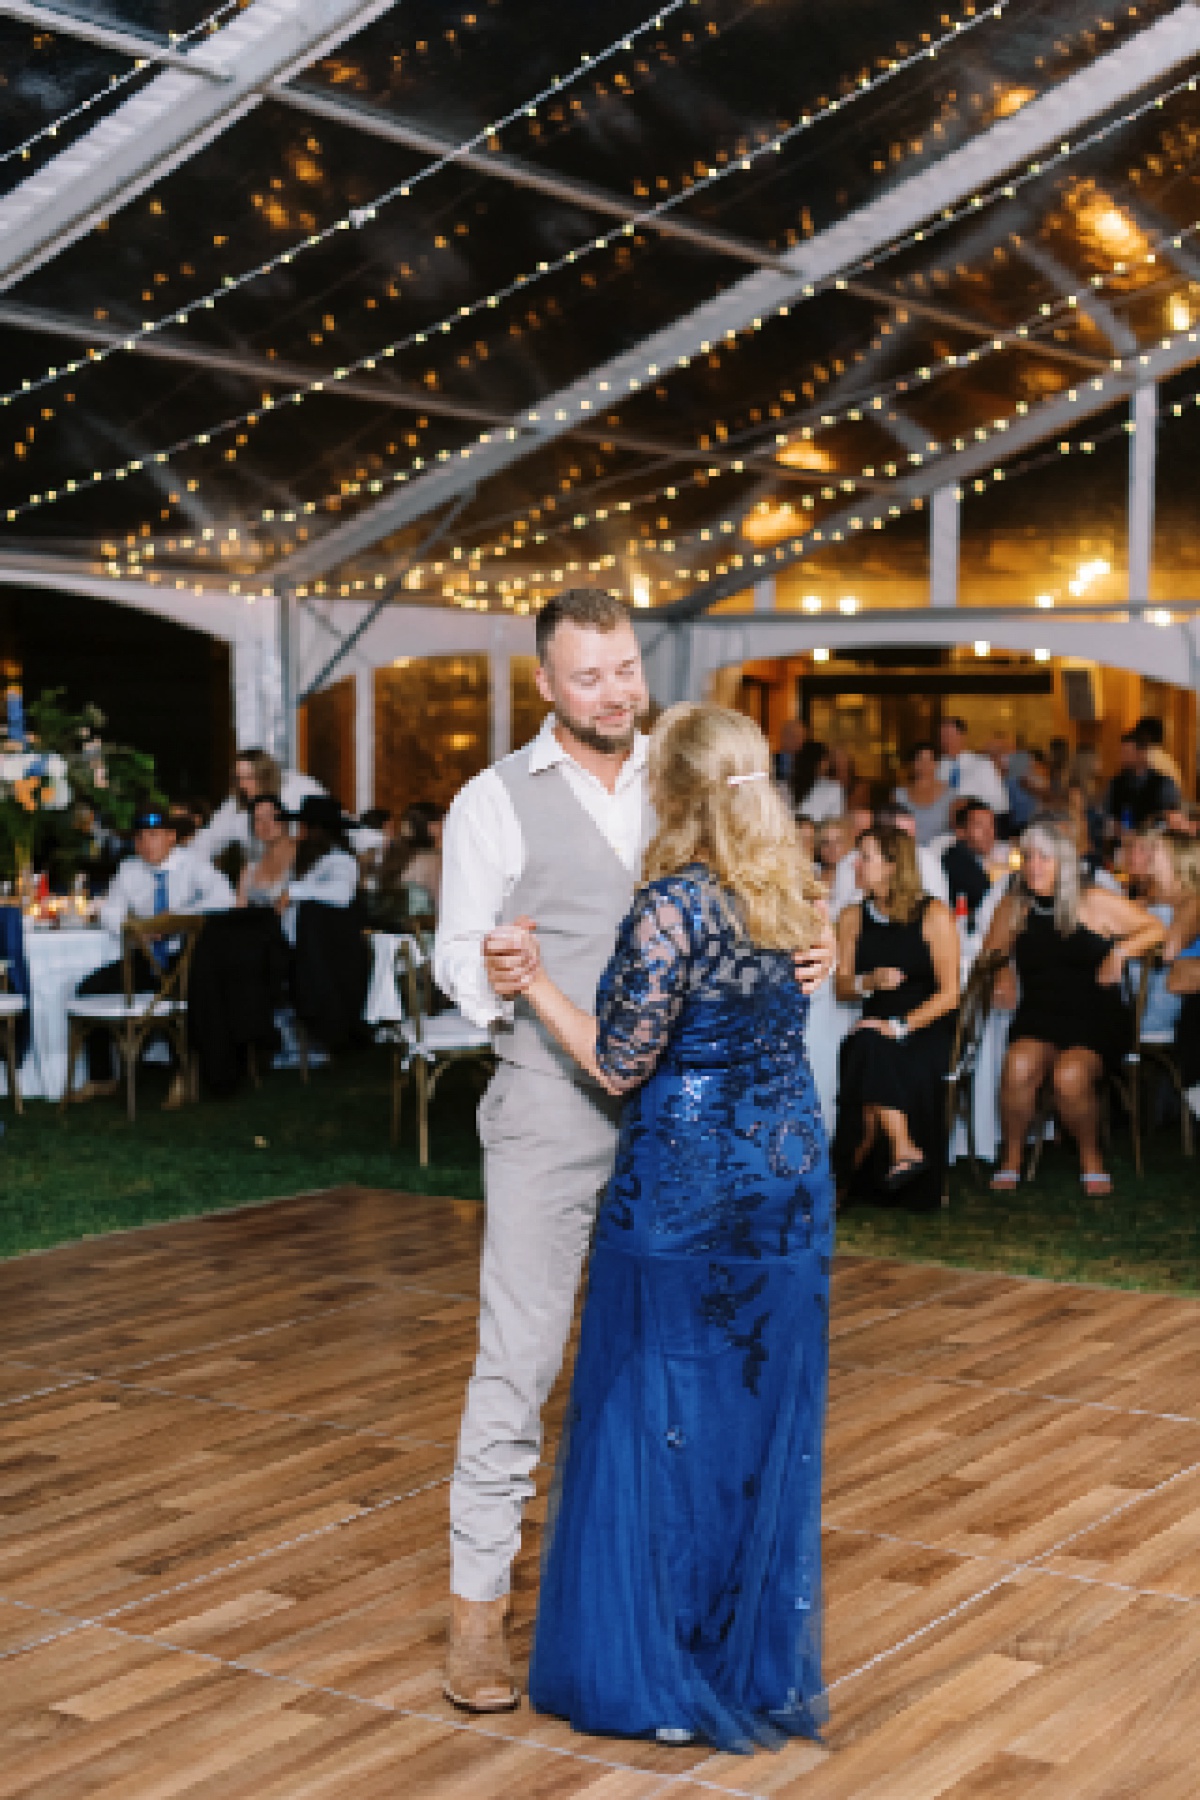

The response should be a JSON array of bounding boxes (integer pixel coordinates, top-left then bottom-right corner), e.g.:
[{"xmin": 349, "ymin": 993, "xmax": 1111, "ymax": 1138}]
[{"xmin": 2, "ymin": 1056, "xmax": 1198, "ymax": 1294}]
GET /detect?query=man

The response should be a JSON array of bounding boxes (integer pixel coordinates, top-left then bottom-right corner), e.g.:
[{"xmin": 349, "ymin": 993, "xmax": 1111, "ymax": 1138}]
[
  {"xmin": 192, "ymin": 748, "xmax": 325, "ymax": 863},
  {"xmin": 937, "ymin": 716, "xmax": 1008, "ymax": 816},
  {"xmin": 1105, "ymin": 725, "xmax": 1181, "ymax": 832},
  {"xmin": 772, "ymin": 715, "xmax": 807, "ymax": 785},
  {"xmin": 74, "ymin": 807, "xmax": 234, "ymax": 1104},
  {"xmin": 434, "ymin": 588, "xmax": 833, "ymax": 1714},
  {"xmin": 941, "ymin": 799, "xmax": 997, "ymax": 932},
  {"xmin": 1134, "ymin": 714, "xmax": 1185, "ymax": 795}
]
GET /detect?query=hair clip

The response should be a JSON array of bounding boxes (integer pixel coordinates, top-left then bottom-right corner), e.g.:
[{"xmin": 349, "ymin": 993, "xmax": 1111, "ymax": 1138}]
[{"xmin": 727, "ymin": 771, "xmax": 769, "ymax": 787}]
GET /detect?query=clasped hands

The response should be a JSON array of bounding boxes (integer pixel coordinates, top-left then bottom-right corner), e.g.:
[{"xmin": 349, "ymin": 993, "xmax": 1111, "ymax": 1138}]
[{"xmin": 483, "ymin": 916, "xmax": 839, "ymax": 1001}]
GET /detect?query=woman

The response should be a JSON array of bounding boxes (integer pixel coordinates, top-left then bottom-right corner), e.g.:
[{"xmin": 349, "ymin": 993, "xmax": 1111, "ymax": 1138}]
[
  {"xmin": 236, "ymin": 795, "xmax": 295, "ymax": 909},
  {"xmin": 983, "ymin": 820, "xmax": 1165, "ymax": 1195},
  {"xmin": 789, "ymin": 739, "xmax": 843, "ymax": 824},
  {"xmin": 514, "ymin": 703, "xmax": 832, "ymax": 1751},
  {"xmin": 279, "ymin": 793, "xmax": 359, "ymax": 935},
  {"xmin": 371, "ymin": 800, "xmax": 444, "ymax": 926},
  {"xmin": 1128, "ymin": 828, "xmax": 1200, "ymax": 1042},
  {"xmin": 833, "ymin": 827, "xmax": 959, "ymax": 1205},
  {"xmin": 893, "ymin": 741, "xmax": 952, "ymax": 846}
]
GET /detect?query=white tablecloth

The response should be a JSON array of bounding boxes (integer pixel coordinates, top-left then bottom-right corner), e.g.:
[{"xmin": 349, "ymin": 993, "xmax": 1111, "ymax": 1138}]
[{"xmin": 5, "ymin": 925, "xmax": 119, "ymax": 1102}]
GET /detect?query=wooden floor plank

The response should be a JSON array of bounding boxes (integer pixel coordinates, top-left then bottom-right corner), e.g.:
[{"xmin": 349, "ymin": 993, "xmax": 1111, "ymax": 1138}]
[{"xmin": 2, "ymin": 1186, "xmax": 1200, "ymax": 1798}]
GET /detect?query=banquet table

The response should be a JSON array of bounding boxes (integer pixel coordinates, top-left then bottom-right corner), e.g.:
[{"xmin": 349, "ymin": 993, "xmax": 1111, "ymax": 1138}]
[{"xmin": 1, "ymin": 923, "xmax": 118, "ymax": 1102}]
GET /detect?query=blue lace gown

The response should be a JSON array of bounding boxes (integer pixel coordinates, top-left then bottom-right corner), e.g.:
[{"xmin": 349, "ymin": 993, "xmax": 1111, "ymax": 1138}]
[{"xmin": 527, "ymin": 868, "xmax": 833, "ymax": 1751}]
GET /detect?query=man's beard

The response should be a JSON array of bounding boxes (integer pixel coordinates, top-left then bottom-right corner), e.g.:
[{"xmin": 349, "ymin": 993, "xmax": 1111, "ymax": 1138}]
[{"xmin": 555, "ymin": 700, "xmax": 637, "ymax": 755}]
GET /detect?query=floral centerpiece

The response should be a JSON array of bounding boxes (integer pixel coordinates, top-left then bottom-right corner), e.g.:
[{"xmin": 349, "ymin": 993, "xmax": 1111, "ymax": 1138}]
[{"xmin": 0, "ymin": 690, "xmax": 161, "ymax": 887}]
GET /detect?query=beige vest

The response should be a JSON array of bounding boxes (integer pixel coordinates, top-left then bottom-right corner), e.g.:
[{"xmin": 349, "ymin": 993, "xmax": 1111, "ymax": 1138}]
[{"xmin": 494, "ymin": 747, "xmax": 638, "ymax": 1086}]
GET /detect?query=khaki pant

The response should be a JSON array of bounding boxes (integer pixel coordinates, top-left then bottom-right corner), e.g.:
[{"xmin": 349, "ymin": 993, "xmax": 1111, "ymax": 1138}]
[{"xmin": 450, "ymin": 1059, "xmax": 620, "ymax": 1602}]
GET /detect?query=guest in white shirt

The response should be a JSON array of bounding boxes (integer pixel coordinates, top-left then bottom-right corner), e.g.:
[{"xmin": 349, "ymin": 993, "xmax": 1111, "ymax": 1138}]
[
  {"xmin": 937, "ymin": 716, "xmax": 1008, "ymax": 819},
  {"xmin": 277, "ymin": 793, "xmax": 359, "ymax": 944},
  {"xmin": 192, "ymin": 748, "xmax": 325, "ymax": 865},
  {"xmin": 76, "ymin": 807, "xmax": 234, "ymax": 1104},
  {"xmin": 788, "ymin": 739, "xmax": 844, "ymax": 825}
]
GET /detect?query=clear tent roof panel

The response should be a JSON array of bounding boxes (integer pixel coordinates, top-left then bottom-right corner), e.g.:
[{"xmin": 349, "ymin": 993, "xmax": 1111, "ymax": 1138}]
[{"xmin": 1, "ymin": 0, "xmax": 1199, "ymax": 604}]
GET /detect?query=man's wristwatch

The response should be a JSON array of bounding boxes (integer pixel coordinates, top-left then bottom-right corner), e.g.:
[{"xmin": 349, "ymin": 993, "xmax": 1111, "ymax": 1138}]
[{"xmin": 891, "ymin": 1016, "xmax": 910, "ymax": 1041}]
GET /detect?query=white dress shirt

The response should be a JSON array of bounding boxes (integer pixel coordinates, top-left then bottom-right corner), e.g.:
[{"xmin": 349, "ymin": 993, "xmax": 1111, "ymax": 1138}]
[
  {"xmin": 435, "ymin": 716, "xmax": 651, "ymax": 1029},
  {"xmin": 937, "ymin": 749, "xmax": 1007, "ymax": 815},
  {"xmin": 99, "ymin": 845, "xmax": 234, "ymax": 935},
  {"xmin": 282, "ymin": 847, "xmax": 359, "ymax": 944},
  {"xmin": 793, "ymin": 777, "xmax": 844, "ymax": 824},
  {"xmin": 192, "ymin": 769, "xmax": 324, "ymax": 861}
]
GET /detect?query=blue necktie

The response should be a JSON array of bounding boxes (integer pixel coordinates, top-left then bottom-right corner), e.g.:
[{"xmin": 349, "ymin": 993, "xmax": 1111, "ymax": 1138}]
[
  {"xmin": 948, "ymin": 760, "xmax": 961, "ymax": 792},
  {"xmin": 151, "ymin": 869, "xmax": 170, "ymax": 969}
]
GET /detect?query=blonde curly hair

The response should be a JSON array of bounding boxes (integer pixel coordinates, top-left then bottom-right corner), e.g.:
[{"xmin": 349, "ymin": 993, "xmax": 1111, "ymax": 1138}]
[{"xmin": 642, "ymin": 702, "xmax": 825, "ymax": 951}]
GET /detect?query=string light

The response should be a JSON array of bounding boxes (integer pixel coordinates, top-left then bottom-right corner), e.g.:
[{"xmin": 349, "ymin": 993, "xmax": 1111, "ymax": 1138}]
[
  {"xmin": 0, "ymin": 0, "xmax": 242, "ymax": 170},
  {"xmin": 60, "ymin": 8, "xmax": 1200, "ymax": 581},
  {"xmin": 0, "ymin": 0, "xmax": 697, "ymax": 414},
  {"xmin": 3, "ymin": 0, "xmax": 1011, "ymax": 527}
]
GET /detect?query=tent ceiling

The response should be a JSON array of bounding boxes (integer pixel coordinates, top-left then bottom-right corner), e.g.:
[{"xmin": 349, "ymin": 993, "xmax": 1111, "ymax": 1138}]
[{"xmin": 2, "ymin": 0, "xmax": 1200, "ymax": 616}]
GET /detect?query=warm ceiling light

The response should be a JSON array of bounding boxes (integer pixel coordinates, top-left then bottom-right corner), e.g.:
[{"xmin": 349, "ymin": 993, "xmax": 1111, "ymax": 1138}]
[
  {"xmin": 1149, "ymin": 608, "xmax": 1173, "ymax": 627},
  {"xmin": 1033, "ymin": 647, "xmax": 1051, "ymax": 662},
  {"xmin": 801, "ymin": 594, "xmax": 822, "ymax": 613},
  {"xmin": 776, "ymin": 438, "xmax": 834, "ymax": 473},
  {"xmin": 974, "ymin": 640, "xmax": 990, "ymax": 657},
  {"xmin": 1071, "ymin": 190, "xmax": 1148, "ymax": 263},
  {"xmin": 630, "ymin": 572, "xmax": 651, "ymax": 608},
  {"xmin": 1168, "ymin": 293, "xmax": 1192, "ymax": 334},
  {"xmin": 838, "ymin": 594, "xmax": 859, "ymax": 614},
  {"xmin": 994, "ymin": 85, "xmax": 1037, "ymax": 118},
  {"xmin": 743, "ymin": 502, "xmax": 797, "ymax": 545},
  {"xmin": 812, "ymin": 647, "xmax": 830, "ymax": 663},
  {"xmin": 1034, "ymin": 593, "xmax": 1055, "ymax": 609}
]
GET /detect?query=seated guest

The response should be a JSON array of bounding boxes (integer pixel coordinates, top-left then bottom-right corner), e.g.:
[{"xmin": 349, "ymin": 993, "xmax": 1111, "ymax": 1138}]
[
  {"xmin": 983, "ymin": 821, "xmax": 1164, "ymax": 1196},
  {"xmin": 771, "ymin": 715, "xmax": 807, "ymax": 785},
  {"xmin": 1135, "ymin": 830, "xmax": 1200, "ymax": 1042},
  {"xmin": 1005, "ymin": 744, "xmax": 1049, "ymax": 836},
  {"xmin": 279, "ymin": 794, "xmax": 359, "ymax": 940},
  {"xmin": 237, "ymin": 795, "xmax": 295, "ymax": 909},
  {"xmin": 284, "ymin": 795, "xmax": 370, "ymax": 1053},
  {"xmin": 789, "ymin": 739, "xmax": 843, "ymax": 824},
  {"xmin": 937, "ymin": 715, "xmax": 1007, "ymax": 814},
  {"xmin": 831, "ymin": 803, "xmax": 947, "ymax": 916},
  {"xmin": 1105, "ymin": 725, "xmax": 1181, "ymax": 835},
  {"xmin": 193, "ymin": 747, "xmax": 325, "ymax": 864},
  {"xmin": 169, "ymin": 797, "xmax": 212, "ymax": 847},
  {"xmin": 893, "ymin": 740, "xmax": 951, "ymax": 846},
  {"xmin": 364, "ymin": 800, "xmax": 445, "ymax": 929},
  {"xmin": 1167, "ymin": 931, "xmax": 1200, "ymax": 1121},
  {"xmin": 76, "ymin": 807, "xmax": 234, "ymax": 1104},
  {"xmin": 942, "ymin": 799, "xmax": 997, "ymax": 931},
  {"xmin": 833, "ymin": 827, "xmax": 959, "ymax": 1205}
]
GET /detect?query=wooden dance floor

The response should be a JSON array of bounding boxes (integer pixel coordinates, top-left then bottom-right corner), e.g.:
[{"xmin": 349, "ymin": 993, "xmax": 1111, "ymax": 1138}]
[{"xmin": 3, "ymin": 1189, "xmax": 1200, "ymax": 1798}]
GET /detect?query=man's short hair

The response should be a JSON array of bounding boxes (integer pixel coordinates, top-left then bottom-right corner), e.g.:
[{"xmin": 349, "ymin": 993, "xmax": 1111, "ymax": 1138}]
[
  {"xmin": 950, "ymin": 796, "xmax": 972, "ymax": 831},
  {"xmin": 535, "ymin": 587, "xmax": 631, "ymax": 661},
  {"xmin": 944, "ymin": 714, "xmax": 968, "ymax": 737},
  {"xmin": 1134, "ymin": 716, "xmax": 1165, "ymax": 748},
  {"xmin": 962, "ymin": 798, "xmax": 994, "ymax": 823}
]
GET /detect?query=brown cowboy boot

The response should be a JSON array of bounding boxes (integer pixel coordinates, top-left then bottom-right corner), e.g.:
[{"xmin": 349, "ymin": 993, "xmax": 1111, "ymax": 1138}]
[{"xmin": 443, "ymin": 1594, "xmax": 519, "ymax": 1713}]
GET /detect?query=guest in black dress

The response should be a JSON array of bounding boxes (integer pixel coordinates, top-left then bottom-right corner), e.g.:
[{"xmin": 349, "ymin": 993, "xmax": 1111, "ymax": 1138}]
[
  {"xmin": 833, "ymin": 827, "xmax": 959, "ymax": 1206},
  {"xmin": 982, "ymin": 820, "xmax": 1164, "ymax": 1196}
]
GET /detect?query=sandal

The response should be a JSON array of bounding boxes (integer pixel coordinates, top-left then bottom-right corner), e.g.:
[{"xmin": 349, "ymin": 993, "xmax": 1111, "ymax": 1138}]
[
  {"xmin": 1080, "ymin": 1171, "xmax": 1113, "ymax": 1197},
  {"xmin": 884, "ymin": 1155, "xmax": 926, "ymax": 1193},
  {"xmin": 989, "ymin": 1168, "xmax": 1021, "ymax": 1193}
]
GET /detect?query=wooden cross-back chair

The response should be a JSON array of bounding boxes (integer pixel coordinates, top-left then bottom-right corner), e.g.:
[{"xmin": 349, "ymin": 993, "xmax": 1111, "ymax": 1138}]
[
  {"xmin": 63, "ymin": 913, "xmax": 205, "ymax": 1121},
  {"xmin": 942, "ymin": 947, "xmax": 1008, "ymax": 1208},
  {"xmin": 391, "ymin": 935, "xmax": 493, "ymax": 1166}
]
